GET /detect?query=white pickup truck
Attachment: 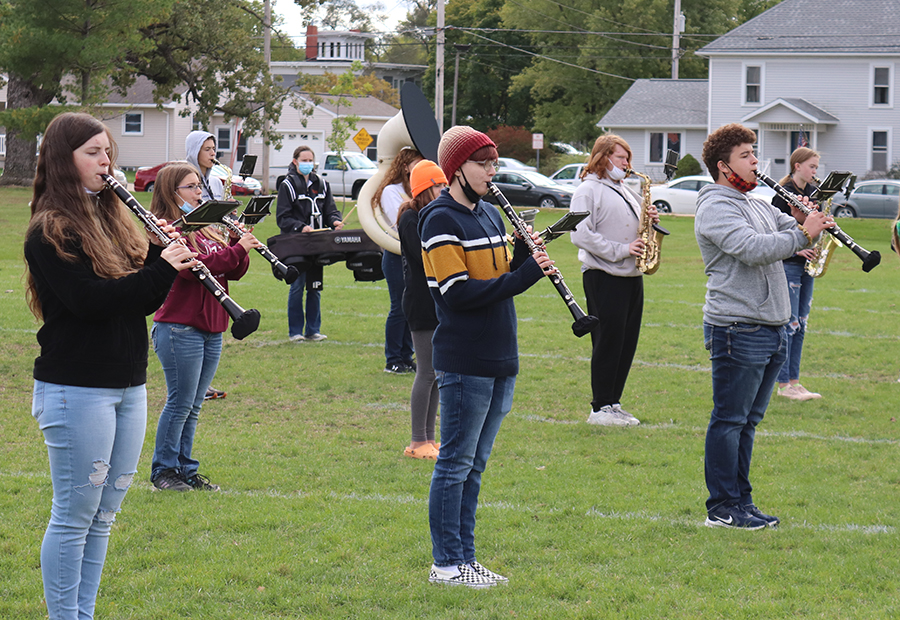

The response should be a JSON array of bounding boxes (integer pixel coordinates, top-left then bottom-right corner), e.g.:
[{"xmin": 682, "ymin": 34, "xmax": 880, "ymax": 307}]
[{"xmin": 319, "ymin": 152, "xmax": 378, "ymax": 199}]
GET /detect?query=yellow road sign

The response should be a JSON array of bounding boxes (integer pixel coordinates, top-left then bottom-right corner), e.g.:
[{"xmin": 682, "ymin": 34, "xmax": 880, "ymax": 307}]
[{"xmin": 353, "ymin": 127, "xmax": 373, "ymax": 152}]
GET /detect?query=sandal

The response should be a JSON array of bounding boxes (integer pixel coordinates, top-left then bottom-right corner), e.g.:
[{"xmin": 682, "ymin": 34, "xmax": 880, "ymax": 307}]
[{"xmin": 403, "ymin": 444, "xmax": 439, "ymax": 460}]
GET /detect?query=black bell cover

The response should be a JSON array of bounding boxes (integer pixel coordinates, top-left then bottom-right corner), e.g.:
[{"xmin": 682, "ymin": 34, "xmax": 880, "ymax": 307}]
[{"xmin": 401, "ymin": 83, "xmax": 441, "ymax": 162}]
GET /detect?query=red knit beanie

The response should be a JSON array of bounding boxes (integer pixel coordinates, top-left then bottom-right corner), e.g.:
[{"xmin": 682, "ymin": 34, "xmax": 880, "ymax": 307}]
[
  {"xmin": 437, "ymin": 126, "xmax": 496, "ymax": 183},
  {"xmin": 410, "ymin": 160, "xmax": 448, "ymax": 198}
]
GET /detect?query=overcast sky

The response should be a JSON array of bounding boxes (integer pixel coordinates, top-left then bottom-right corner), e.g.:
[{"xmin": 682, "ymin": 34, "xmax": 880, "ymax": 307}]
[{"xmin": 272, "ymin": 0, "xmax": 412, "ymax": 45}]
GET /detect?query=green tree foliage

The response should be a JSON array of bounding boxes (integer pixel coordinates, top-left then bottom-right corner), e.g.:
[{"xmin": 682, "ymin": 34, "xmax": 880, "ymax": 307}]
[
  {"xmin": 674, "ymin": 153, "xmax": 702, "ymax": 178},
  {"xmin": 376, "ymin": 0, "xmax": 433, "ymax": 66},
  {"xmin": 422, "ymin": 0, "xmax": 535, "ymax": 132}
]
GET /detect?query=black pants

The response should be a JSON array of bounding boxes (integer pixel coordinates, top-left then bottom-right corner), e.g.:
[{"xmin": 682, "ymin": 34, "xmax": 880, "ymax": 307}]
[{"xmin": 583, "ymin": 269, "xmax": 643, "ymax": 411}]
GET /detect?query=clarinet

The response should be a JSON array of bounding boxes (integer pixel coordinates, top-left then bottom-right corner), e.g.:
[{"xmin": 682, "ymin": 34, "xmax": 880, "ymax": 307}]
[
  {"xmin": 754, "ymin": 171, "xmax": 881, "ymax": 273},
  {"xmin": 488, "ymin": 183, "xmax": 600, "ymax": 338},
  {"xmin": 218, "ymin": 211, "xmax": 300, "ymax": 284},
  {"xmin": 101, "ymin": 174, "xmax": 261, "ymax": 340}
]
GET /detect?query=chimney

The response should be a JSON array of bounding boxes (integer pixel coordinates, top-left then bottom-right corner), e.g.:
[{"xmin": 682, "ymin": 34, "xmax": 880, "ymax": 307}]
[{"xmin": 306, "ymin": 25, "xmax": 318, "ymax": 60}]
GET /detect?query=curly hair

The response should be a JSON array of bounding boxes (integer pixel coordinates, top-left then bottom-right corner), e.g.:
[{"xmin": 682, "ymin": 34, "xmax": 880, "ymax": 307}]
[
  {"xmin": 702, "ymin": 123, "xmax": 757, "ymax": 181},
  {"xmin": 582, "ymin": 134, "xmax": 631, "ymax": 180},
  {"xmin": 373, "ymin": 147, "xmax": 423, "ymax": 213}
]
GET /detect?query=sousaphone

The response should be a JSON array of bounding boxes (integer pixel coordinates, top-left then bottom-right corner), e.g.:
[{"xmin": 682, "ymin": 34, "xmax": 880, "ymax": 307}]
[{"xmin": 356, "ymin": 84, "xmax": 441, "ymax": 255}]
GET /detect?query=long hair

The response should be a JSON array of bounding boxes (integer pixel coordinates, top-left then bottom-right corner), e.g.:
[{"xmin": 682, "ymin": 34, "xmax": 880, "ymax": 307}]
[
  {"xmin": 582, "ymin": 134, "xmax": 631, "ymax": 180},
  {"xmin": 779, "ymin": 147, "xmax": 819, "ymax": 186},
  {"xmin": 397, "ymin": 186, "xmax": 440, "ymax": 222},
  {"xmin": 150, "ymin": 163, "xmax": 226, "ymax": 251},
  {"xmin": 25, "ymin": 112, "xmax": 147, "ymax": 320},
  {"xmin": 373, "ymin": 147, "xmax": 422, "ymax": 210}
]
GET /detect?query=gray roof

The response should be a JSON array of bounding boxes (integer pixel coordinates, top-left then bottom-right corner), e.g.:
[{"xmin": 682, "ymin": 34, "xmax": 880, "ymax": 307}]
[
  {"xmin": 104, "ymin": 76, "xmax": 186, "ymax": 105},
  {"xmin": 598, "ymin": 79, "xmax": 708, "ymax": 128},
  {"xmin": 742, "ymin": 97, "xmax": 839, "ymax": 124},
  {"xmin": 697, "ymin": 0, "xmax": 900, "ymax": 55},
  {"xmin": 298, "ymin": 92, "xmax": 399, "ymax": 118}
]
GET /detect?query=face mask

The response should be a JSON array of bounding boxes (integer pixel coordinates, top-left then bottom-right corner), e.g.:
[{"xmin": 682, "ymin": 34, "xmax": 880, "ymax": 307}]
[
  {"xmin": 723, "ymin": 163, "xmax": 758, "ymax": 193},
  {"xmin": 607, "ymin": 165, "xmax": 627, "ymax": 182},
  {"xmin": 179, "ymin": 201, "xmax": 194, "ymax": 214},
  {"xmin": 297, "ymin": 162, "xmax": 314, "ymax": 176},
  {"xmin": 458, "ymin": 168, "xmax": 484, "ymax": 203}
]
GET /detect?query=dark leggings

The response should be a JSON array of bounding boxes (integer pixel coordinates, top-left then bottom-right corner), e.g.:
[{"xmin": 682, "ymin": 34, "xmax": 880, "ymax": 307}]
[
  {"xmin": 410, "ymin": 330, "xmax": 438, "ymax": 442},
  {"xmin": 583, "ymin": 270, "xmax": 643, "ymax": 410}
]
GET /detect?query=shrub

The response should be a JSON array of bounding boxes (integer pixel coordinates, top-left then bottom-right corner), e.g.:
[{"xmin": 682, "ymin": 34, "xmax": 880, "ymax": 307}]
[{"xmin": 675, "ymin": 153, "xmax": 703, "ymax": 178}]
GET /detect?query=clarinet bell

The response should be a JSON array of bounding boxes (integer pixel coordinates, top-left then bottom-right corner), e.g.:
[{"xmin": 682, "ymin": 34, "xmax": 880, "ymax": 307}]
[
  {"xmin": 230, "ymin": 309, "xmax": 261, "ymax": 340},
  {"xmin": 572, "ymin": 314, "xmax": 600, "ymax": 338}
]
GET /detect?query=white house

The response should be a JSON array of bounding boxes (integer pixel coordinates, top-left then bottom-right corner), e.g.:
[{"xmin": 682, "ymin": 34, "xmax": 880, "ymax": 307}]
[{"xmin": 600, "ymin": 0, "xmax": 900, "ymax": 180}]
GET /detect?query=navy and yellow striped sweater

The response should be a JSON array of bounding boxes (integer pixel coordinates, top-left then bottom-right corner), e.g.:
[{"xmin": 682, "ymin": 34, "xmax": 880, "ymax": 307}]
[{"xmin": 418, "ymin": 190, "xmax": 544, "ymax": 377}]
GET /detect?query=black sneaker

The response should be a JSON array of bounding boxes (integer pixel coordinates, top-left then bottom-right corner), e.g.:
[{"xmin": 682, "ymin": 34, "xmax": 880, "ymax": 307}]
[
  {"xmin": 205, "ymin": 387, "xmax": 226, "ymax": 400},
  {"xmin": 741, "ymin": 503, "xmax": 779, "ymax": 527},
  {"xmin": 384, "ymin": 362, "xmax": 414, "ymax": 374},
  {"xmin": 152, "ymin": 469, "xmax": 191, "ymax": 492},
  {"xmin": 705, "ymin": 504, "xmax": 767, "ymax": 530},
  {"xmin": 184, "ymin": 473, "xmax": 220, "ymax": 491}
]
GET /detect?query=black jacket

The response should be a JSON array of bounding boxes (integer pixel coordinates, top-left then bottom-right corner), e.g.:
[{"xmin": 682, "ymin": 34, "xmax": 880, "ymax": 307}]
[
  {"xmin": 276, "ymin": 164, "xmax": 341, "ymax": 233},
  {"xmin": 398, "ymin": 208, "xmax": 438, "ymax": 331},
  {"xmin": 24, "ymin": 228, "xmax": 178, "ymax": 388},
  {"xmin": 772, "ymin": 178, "xmax": 818, "ymax": 266}
]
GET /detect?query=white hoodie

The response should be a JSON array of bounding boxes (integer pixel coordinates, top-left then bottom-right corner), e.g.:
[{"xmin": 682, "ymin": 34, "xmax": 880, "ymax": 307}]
[{"xmin": 185, "ymin": 130, "xmax": 225, "ymax": 202}]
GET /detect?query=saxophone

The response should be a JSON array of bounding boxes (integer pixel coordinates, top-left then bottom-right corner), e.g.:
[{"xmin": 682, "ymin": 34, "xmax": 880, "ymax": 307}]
[
  {"xmin": 804, "ymin": 177, "xmax": 842, "ymax": 278},
  {"xmin": 626, "ymin": 168, "xmax": 669, "ymax": 275},
  {"xmin": 213, "ymin": 157, "xmax": 234, "ymax": 200}
]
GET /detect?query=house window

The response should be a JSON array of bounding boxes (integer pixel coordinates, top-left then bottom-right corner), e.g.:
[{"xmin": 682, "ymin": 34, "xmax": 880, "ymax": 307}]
[
  {"xmin": 123, "ymin": 112, "xmax": 143, "ymax": 135},
  {"xmin": 216, "ymin": 127, "xmax": 232, "ymax": 153},
  {"xmin": 872, "ymin": 66, "xmax": 892, "ymax": 106},
  {"xmin": 871, "ymin": 130, "xmax": 889, "ymax": 171},
  {"xmin": 649, "ymin": 132, "xmax": 681, "ymax": 163},
  {"xmin": 744, "ymin": 65, "xmax": 762, "ymax": 105}
]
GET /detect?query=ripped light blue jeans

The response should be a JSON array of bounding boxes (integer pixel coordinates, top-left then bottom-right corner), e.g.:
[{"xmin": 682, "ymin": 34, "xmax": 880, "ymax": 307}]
[
  {"xmin": 32, "ymin": 380, "xmax": 147, "ymax": 620},
  {"xmin": 778, "ymin": 261, "xmax": 814, "ymax": 383}
]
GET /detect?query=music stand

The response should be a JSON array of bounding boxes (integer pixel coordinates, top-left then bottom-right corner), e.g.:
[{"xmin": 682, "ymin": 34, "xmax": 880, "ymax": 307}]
[
  {"xmin": 175, "ymin": 200, "xmax": 241, "ymax": 233},
  {"xmin": 239, "ymin": 155, "xmax": 258, "ymax": 178},
  {"xmin": 811, "ymin": 171, "xmax": 853, "ymax": 203},
  {"xmin": 239, "ymin": 195, "xmax": 277, "ymax": 226},
  {"xmin": 541, "ymin": 211, "xmax": 590, "ymax": 244},
  {"xmin": 664, "ymin": 150, "xmax": 679, "ymax": 181}
]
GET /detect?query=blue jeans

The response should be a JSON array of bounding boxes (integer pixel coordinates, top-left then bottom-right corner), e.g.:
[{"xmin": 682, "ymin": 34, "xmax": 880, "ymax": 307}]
[
  {"xmin": 288, "ymin": 272, "xmax": 322, "ymax": 337},
  {"xmin": 777, "ymin": 261, "xmax": 814, "ymax": 383},
  {"xmin": 32, "ymin": 381, "xmax": 146, "ymax": 620},
  {"xmin": 429, "ymin": 372, "xmax": 516, "ymax": 567},
  {"xmin": 382, "ymin": 251, "xmax": 413, "ymax": 365},
  {"xmin": 151, "ymin": 322, "xmax": 222, "ymax": 480},
  {"xmin": 703, "ymin": 323, "xmax": 786, "ymax": 512}
]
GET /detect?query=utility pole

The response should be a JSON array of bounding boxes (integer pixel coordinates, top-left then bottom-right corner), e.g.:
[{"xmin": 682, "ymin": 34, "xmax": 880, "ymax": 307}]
[
  {"xmin": 671, "ymin": 0, "xmax": 684, "ymax": 79},
  {"xmin": 451, "ymin": 44, "xmax": 470, "ymax": 127},
  {"xmin": 435, "ymin": 0, "xmax": 445, "ymax": 132},
  {"xmin": 262, "ymin": 0, "xmax": 272, "ymax": 193}
]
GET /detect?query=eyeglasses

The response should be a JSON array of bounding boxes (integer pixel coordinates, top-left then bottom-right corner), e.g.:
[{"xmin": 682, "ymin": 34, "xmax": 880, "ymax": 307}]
[
  {"xmin": 468, "ymin": 159, "xmax": 500, "ymax": 172},
  {"xmin": 177, "ymin": 183, "xmax": 203, "ymax": 192}
]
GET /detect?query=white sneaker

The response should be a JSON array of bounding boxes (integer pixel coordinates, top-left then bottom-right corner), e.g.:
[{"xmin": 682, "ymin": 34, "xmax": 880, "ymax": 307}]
[
  {"xmin": 794, "ymin": 384, "xmax": 822, "ymax": 400},
  {"xmin": 612, "ymin": 403, "xmax": 640, "ymax": 426},
  {"xmin": 289, "ymin": 334, "xmax": 306, "ymax": 342},
  {"xmin": 428, "ymin": 563, "xmax": 496, "ymax": 588},
  {"xmin": 777, "ymin": 385, "xmax": 813, "ymax": 401},
  {"xmin": 306, "ymin": 333, "xmax": 327, "ymax": 341},
  {"xmin": 587, "ymin": 405, "xmax": 630, "ymax": 427}
]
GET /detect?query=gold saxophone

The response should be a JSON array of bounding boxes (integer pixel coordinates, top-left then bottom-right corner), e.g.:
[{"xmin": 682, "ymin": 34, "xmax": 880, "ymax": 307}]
[
  {"xmin": 626, "ymin": 168, "xmax": 668, "ymax": 275},
  {"xmin": 804, "ymin": 179, "xmax": 842, "ymax": 278},
  {"xmin": 213, "ymin": 157, "xmax": 234, "ymax": 200}
]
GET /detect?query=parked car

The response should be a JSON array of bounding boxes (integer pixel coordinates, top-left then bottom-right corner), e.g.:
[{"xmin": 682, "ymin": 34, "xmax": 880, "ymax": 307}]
[
  {"xmin": 549, "ymin": 163, "xmax": 586, "ymax": 187},
  {"xmin": 134, "ymin": 161, "xmax": 261, "ymax": 195},
  {"xmin": 649, "ymin": 174, "xmax": 774, "ymax": 214},
  {"xmin": 483, "ymin": 169, "xmax": 574, "ymax": 209},
  {"xmin": 831, "ymin": 179, "xmax": 900, "ymax": 218},
  {"xmin": 551, "ymin": 142, "xmax": 587, "ymax": 156},
  {"xmin": 319, "ymin": 151, "xmax": 378, "ymax": 199},
  {"xmin": 112, "ymin": 168, "xmax": 128, "ymax": 187},
  {"xmin": 497, "ymin": 157, "xmax": 537, "ymax": 172}
]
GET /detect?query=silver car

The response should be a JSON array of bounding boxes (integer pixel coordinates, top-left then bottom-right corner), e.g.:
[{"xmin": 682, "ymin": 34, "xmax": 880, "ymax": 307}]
[{"xmin": 832, "ymin": 179, "xmax": 900, "ymax": 219}]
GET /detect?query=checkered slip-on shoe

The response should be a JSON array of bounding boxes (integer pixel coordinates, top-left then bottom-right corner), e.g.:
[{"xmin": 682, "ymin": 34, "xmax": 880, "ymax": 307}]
[
  {"xmin": 469, "ymin": 561, "xmax": 508, "ymax": 584},
  {"xmin": 428, "ymin": 563, "xmax": 496, "ymax": 588}
]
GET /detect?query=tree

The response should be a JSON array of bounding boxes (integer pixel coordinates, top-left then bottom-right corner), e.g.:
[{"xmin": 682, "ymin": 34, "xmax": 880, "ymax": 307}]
[
  {"xmin": 324, "ymin": 62, "xmax": 368, "ymax": 207},
  {"xmin": 292, "ymin": 0, "xmax": 383, "ymax": 31}
]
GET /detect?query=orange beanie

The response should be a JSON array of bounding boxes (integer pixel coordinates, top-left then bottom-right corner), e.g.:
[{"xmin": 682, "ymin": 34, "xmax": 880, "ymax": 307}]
[{"xmin": 410, "ymin": 159, "xmax": 448, "ymax": 198}]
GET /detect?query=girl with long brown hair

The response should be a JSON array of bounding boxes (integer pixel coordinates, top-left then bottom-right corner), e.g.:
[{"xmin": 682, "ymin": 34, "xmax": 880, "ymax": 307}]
[
  {"xmin": 24, "ymin": 112, "xmax": 196, "ymax": 619},
  {"xmin": 396, "ymin": 159, "xmax": 447, "ymax": 459},
  {"xmin": 148, "ymin": 163, "xmax": 262, "ymax": 492},
  {"xmin": 374, "ymin": 147, "xmax": 423, "ymax": 373}
]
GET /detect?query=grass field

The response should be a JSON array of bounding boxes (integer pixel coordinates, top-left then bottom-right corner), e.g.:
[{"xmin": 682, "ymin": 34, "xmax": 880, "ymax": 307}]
[{"xmin": 2, "ymin": 186, "xmax": 899, "ymax": 619}]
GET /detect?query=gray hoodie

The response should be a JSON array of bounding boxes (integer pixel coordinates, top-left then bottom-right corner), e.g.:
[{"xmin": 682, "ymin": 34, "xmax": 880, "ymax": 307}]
[
  {"xmin": 694, "ymin": 183, "xmax": 809, "ymax": 326},
  {"xmin": 185, "ymin": 130, "xmax": 225, "ymax": 202}
]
